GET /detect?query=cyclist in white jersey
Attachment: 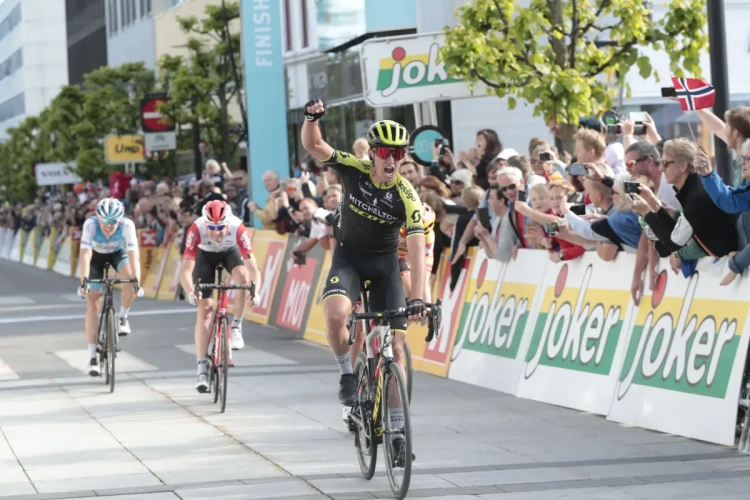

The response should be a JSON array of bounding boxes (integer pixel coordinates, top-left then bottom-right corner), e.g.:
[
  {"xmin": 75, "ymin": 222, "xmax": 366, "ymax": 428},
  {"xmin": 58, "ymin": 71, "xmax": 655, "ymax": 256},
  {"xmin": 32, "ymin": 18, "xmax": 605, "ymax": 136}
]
[
  {"xmin": 78, "ymin": 198, "xmax": 144, "ymax": 376},
  {"xmin": 179, "ymin": 200, "xmax": 262, "ymax": 393}
]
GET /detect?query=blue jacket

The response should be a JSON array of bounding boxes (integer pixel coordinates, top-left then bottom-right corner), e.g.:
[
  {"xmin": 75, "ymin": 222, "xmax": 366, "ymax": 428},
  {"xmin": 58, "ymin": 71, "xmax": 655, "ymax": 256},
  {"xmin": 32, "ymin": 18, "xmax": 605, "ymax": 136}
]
[{"xmin": 700, "ymin": 171, "xmax": 750, "ymax": 214}]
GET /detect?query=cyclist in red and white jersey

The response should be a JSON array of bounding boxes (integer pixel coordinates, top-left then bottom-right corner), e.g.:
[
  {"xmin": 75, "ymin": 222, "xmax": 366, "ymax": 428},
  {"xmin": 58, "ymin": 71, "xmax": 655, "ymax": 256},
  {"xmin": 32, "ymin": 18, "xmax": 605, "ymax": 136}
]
[{"xmin": 179, "ymin": 200, "xmax": 262, "ymax": 393}]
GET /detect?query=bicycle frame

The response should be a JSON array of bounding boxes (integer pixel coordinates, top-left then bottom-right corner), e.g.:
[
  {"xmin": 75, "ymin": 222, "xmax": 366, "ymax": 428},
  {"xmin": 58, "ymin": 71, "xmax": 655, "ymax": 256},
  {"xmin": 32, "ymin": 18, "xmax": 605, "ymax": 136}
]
[{"xmin": 195, "ymin": 267, "xmax": 256, "ymax": 371}]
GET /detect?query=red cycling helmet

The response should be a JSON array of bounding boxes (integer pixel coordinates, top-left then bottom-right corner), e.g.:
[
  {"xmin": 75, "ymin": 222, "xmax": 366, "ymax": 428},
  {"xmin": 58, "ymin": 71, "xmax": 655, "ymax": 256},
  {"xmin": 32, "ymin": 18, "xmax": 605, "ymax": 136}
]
[{"xmin": 202, "ymin": 200, "xmax": 232, "ymax": 226}]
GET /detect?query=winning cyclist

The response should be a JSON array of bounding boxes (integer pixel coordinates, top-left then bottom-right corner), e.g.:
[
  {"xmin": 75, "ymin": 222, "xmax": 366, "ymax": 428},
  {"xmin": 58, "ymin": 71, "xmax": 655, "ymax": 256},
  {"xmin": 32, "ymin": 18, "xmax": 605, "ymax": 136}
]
[
  {"xmin": 301, "ymin": 99, "xmax": 427, "ymax": 455},
  {"xmin": 78, "ymin": 198, "xmax": 143, "ymax": 376},
  {"xmin": 179, "ymin": 200, "xmax": 261, "ymax": 393}
]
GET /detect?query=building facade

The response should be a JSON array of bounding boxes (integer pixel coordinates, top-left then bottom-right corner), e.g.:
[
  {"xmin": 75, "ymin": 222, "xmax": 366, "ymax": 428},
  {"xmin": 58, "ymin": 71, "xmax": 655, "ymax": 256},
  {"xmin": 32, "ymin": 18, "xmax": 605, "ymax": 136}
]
[
  {"xmin": 105, "ymin": 0, "xmax": 156, "ymax": 69},
  {"xmin": 66, "ymin": 0, "xmax": 107, "ymax": 86},
  {"xmin": 0, "ymin": 0, "xmax": 68, "ymax": 142}
]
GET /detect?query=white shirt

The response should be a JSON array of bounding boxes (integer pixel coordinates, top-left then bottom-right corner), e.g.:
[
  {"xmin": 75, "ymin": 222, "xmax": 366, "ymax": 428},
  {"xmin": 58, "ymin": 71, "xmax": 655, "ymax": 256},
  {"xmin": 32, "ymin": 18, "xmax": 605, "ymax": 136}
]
[
  {"xmin": 605, "ymin": 142, "xmax": 626, "ymax": 175},
  {"xmin": 80, "ymin": 216, "xmax": 138, "ymax": 254},
  {"xmin": 184, "ymin": 215, "xmax": 252, "ymax": 258}
]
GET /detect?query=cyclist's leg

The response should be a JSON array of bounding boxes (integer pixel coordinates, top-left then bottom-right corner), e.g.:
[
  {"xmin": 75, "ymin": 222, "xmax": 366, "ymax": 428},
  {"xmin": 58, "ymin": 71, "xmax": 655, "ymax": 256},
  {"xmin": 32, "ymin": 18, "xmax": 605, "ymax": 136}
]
[
  {"xmin": 193, "ymin": 250, "xmax": 217, "ymax": 391},
  {"xmin": 322, "ymin": 246, "xmax": 360, "ymax": 406},
  {"xmin": 112, "ymin": 250, "xmax": 134, "ymax": 335},
  {"xmin": 85, "ymin": 253, "xmax": 106, "ymax": 375},
  {"xmin": 224, "ymin": 247, "xmax": 250, "ymax": 349}
]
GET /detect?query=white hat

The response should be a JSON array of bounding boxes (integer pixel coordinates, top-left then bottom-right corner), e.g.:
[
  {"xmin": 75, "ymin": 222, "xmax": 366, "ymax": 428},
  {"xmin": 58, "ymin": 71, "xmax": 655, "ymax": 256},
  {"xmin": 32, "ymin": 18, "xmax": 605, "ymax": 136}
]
[
  {"xmin": 448, "ymin": 169, "xmax": 473, "ymax": 186},
  {"xmin": 496, "ymin": 148, "xmax": 520, "ymax": 161}
]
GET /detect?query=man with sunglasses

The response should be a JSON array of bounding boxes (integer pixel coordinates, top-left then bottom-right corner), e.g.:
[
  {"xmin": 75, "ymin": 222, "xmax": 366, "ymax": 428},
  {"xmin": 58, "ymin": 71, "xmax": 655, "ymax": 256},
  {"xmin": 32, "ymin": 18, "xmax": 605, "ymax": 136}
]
[
  {"xmin": 179, "ymin": 200, "xmax": 261, "ymax": 393},
  {"xmin": 301, "ymin": 100, "xmax": 427, "ymax": 451},
  {"xmin": 77, "ymin": 198, "xmax": 143, "ymax": 376}
]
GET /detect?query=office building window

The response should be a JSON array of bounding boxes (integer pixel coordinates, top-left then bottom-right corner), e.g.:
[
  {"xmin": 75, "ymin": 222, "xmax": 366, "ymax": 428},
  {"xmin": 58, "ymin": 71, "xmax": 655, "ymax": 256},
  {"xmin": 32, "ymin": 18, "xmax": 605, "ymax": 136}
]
[
  {"xmin": 301, "ymin": 0, "xmax": 309, "ymax": 48},
  {"xmin": 140, "ymin": 0, "xmax": 151, "ymax": 17},
  {"xmin": 121, "ymin": 0, "xmax": 127, "ymax": 27},
  {"xmin": 284, "ymin": 0, "xmax": 292, "ymax": 51},
  {"xmin": 129, "ymin": 0, "xmax": 136, "ymax": 24},
  {"xmin": 0, "ymin": 3, "xmax": 21, "ymax": 43},
  {"xmin": 0, "ymin": 48, "xmax": 23, "ymax": 83},
  {"xmin": 109, "ymin": 0, "xmax": 118, "ymax": 35},
  {"xmin": 0, "ymin": 93, "xmax": 25, "ymax": 124}
]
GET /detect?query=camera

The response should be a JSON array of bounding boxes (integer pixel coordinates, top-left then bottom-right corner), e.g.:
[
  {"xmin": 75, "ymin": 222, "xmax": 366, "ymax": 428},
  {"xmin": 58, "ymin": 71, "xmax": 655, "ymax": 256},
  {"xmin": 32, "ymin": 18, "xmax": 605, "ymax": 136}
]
[
  {"xmin": 539, "ymin": 151, "xmax": 553, "ymax": 162},
  {"xmin": 517, "ymin": 190, "xmax": 528, "ymax": 203},
  {"xmin": 434, "ymin": 138, "xmax": 449, "ymax": 157},
  {"xmin": 602, "ymin": 109, "xmax": 647, "ymax": 136},
  {"xmin": 567, "ymin": 163, "xmax": 588, "ymax": 176},
  {"xmin": 623, "ymin": 181, "xmax": 641, "ymax": 194},
  {"xmin": 543, "ymin": 222, "xmax": 559, "ymax": 236}
]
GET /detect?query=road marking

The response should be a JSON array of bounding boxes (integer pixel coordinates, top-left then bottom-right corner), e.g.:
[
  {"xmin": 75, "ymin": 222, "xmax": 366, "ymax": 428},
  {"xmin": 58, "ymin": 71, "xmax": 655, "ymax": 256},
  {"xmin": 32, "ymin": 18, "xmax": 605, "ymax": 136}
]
[
  {"xmin": 55, "ymin": 349, "xmax": 158, "ymax": 373},
  {"xmin": 0, "ymin": 296, "xmax": 35, "ymax": 306},
  {"xmin": 175, "ymin": 344, "xmax": 297, "ymax": 366},
  {"xmin": 0, "ymin": 358, "xmax": 19, "ymax": 380},
  {"xmin": 0, "ymin": 304, "xmax": 74, "ymax": 313},
  {"xmin": 0, "ymin": 308, "xmax": 194, "ymax": 324}
]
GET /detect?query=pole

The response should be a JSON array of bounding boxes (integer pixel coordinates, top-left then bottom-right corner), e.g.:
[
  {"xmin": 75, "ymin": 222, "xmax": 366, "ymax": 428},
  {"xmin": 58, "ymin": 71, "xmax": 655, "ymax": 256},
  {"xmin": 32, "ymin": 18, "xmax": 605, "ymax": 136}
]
[
  {"xmin": 192, "ymin": 98, "xmax": 202, "ymax": 180},
  {"xmin": 707, "ymin": 0, "xmax": 732, "ymax": 184}
]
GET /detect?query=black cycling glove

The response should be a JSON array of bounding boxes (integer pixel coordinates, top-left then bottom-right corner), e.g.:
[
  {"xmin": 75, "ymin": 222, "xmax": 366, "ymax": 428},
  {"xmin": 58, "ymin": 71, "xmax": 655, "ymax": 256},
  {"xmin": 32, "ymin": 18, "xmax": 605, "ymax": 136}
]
[
  {"xmin": 304, "ymin": 99, "xmax": 325, "ymax": 122},
  {"xmin": 406, "ymin": 298, "xmax": 426, "ymax": 318}
]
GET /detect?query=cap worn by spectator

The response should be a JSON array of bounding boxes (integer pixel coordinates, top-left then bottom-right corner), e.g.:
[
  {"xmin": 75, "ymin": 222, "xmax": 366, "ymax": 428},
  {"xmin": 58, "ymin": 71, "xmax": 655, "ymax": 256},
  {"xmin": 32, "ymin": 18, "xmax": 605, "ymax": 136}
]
[{"xmin": 496, "ymin": 148, "xmax": 520, "ymax": 161}]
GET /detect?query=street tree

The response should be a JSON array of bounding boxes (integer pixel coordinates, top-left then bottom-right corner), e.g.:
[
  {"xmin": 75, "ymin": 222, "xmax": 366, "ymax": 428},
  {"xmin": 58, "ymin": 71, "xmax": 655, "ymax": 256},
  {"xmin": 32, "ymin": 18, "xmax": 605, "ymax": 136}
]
[
  {"xmin": 75, "ymin": 63, "xmax": 159, "ymax": 180},
  {"xmin": 158, "ymin": 0, "xmax": 246, "ymax": 164},
  {"xmin": 0, "ymin": 116, "xmax": 43, "ymax": 203},
  {"xmin": 441, "ymin": 0, "xmax": 708, "ymax": 147}
]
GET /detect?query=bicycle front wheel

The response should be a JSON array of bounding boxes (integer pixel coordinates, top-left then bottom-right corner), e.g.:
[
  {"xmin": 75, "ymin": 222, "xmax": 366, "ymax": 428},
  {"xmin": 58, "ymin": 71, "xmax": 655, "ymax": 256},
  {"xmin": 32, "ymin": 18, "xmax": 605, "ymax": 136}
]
[
  {"xmin": 382, "ymin": 362, "xmax": 412, "ymax": 499},
  {"xmin": 218, "ymin": 316, "xmax": 230, "ymax": 413},
  {"xmin": 404, "ymin": 341, "xmax": 413, "ymax": 404},
  {"xmin": 107, "ymin": 308, "xmax": 116, "ymax": 393},
  {"xmin": 353, "ymin": 353, "xmax": 377, "ymax": 479}
]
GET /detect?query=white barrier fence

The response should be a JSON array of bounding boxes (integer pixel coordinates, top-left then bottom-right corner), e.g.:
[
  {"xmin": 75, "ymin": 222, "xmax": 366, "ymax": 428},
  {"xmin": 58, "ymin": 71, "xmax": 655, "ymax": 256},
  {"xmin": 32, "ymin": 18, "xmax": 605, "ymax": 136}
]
[{"xmin": 447, "ymin": 249, "xmax": 750, "ymax": 447}]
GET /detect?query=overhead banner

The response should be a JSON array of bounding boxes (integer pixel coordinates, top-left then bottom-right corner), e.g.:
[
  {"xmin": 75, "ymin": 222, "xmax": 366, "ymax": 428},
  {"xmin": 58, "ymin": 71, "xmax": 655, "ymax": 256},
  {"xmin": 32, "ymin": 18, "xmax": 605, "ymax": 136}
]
[
  {"xmin": 240, "ymin": 0, "xmax": 289, "ymax": 229},
  {"xmin": 359, "ymin": 31, "xmax": 487, "ymax": 108}
]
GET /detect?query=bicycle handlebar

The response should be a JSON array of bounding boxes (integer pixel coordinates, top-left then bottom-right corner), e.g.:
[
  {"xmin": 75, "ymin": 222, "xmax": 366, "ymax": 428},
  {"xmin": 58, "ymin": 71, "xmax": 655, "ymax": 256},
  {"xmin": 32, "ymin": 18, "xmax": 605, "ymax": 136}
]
[
  {"xmin": 347, "ymin": 299, "xmax": 443, "ymax": 344},
  {"xmin": 84, "ymin": 277, "xmax": 139, "ymax": 285},
  {"xmin": 194, "ymin": 280, "xmax": 256, "ymax": 296}
]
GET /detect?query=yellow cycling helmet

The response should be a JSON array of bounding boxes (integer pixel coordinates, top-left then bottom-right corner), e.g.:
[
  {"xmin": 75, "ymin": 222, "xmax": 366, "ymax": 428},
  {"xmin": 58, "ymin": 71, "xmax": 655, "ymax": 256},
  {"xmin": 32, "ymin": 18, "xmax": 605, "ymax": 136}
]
[{"xmin": 367, "ymin": 120, "xmax": 409, "ymax": 149}]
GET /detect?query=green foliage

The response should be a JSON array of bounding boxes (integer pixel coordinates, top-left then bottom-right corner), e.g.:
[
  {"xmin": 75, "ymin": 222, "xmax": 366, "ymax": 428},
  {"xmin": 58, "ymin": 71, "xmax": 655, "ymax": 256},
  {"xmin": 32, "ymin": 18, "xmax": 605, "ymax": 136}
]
[
  {"xmin": 158, "ymin": 0, "xmax": 245, "ymax": 163},
  {"xmin": 441, "ymin": 0, "xmax": 708, "ymax": 127},
  {"xmin": 0, "ymin": 2, "xmax": 246, "ymax": 199},
  {"xmin": 0, "ymin": 117, "xmax": 43, "ymax": 203}
]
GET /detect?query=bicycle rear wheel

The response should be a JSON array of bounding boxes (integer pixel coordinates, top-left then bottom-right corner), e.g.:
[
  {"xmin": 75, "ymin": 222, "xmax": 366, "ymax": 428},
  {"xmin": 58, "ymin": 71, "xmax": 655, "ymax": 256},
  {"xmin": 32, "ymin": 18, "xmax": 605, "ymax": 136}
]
[
  {"xmin": 382, "ymin": 362, "xmax": 412, "ymax": 499},
  {"xmin": 210, "ymin": 317, "xmax": 220, "ymax": 403},
  {"xmin": 107, "ymin": 308, "xmax": 116, "ymax": 393},
  {"xmin": 218, "ymin": 316, "xmax": 230, "ymax": 413},
  {"xmin": 353, "ymin": 352, "xmax": 377, "ymax": 479}
]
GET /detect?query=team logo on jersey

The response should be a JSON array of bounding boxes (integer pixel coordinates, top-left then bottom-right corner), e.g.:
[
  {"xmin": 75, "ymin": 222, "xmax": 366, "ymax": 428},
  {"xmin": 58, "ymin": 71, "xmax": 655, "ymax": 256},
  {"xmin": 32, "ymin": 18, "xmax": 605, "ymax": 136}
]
[{"xmin": 185, "ymin": 231, "xmax": 196, "ymax": 249}]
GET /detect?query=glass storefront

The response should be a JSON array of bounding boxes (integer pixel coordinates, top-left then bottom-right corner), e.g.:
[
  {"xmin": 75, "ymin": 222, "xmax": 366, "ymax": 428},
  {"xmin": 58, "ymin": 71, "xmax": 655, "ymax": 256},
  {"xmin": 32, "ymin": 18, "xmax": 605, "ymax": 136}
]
[{"xmin": 315, "ymin": 0, "xmax": 366, "ymax": 52}]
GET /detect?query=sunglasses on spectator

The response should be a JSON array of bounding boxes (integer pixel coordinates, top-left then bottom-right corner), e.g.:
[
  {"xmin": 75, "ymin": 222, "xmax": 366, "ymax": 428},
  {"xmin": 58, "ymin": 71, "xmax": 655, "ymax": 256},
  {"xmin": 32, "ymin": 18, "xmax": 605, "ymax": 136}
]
[
  {"xmin": 500, "ymin": 184, "xmax": 517, "ymax": 191},
  {"xmin": 660, "ymin": 160, "xmax": 677, "ymax": 168},
  {"xmin": 373, "ymin": 147, "xmax": 406, "ymax": 161},
  {"xmin": 626, "ymin": 156, "xmax": 650, "ymax": 168},
  {"xmin": 207, "ymin": 224, "xmax": 226, "ymax": 231},
  {"xmin": 740, "ymin": 155, "xmax": 750, "ymax": 164}
]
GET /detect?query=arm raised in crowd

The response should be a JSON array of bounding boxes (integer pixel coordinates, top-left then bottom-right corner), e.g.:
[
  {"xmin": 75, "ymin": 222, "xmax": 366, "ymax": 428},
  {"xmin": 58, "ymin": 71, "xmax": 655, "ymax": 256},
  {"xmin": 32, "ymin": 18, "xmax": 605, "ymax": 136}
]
[{"xmin": 696, "ymin": 147, "xmax": 750, "ymax": 214}]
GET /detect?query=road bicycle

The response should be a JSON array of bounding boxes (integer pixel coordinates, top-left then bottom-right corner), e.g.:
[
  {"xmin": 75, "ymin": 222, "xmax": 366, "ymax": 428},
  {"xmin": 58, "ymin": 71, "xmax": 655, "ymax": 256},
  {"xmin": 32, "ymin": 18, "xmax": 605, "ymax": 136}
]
[
  {"xmin": 352, "ymin": 282, "xmax": 414, "ymax": 406},
  {"xmin": 347, "ymin": 298, "xmax": 441, "ymax": 500},
  {"xmin": 194, "ymin": 264, "xmax": 256, "ymax": 413},
  {"xmin": 84, "ymin": 264, "xmax": 139, "ymax": 394}
]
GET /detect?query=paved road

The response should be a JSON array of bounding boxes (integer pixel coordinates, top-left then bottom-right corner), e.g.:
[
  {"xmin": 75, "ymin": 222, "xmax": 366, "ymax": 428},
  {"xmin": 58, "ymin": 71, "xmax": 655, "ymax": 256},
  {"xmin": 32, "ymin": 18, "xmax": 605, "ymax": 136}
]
[{"xmin": 1, "ymin": 260, "xmax": 750, "ymax": 500}]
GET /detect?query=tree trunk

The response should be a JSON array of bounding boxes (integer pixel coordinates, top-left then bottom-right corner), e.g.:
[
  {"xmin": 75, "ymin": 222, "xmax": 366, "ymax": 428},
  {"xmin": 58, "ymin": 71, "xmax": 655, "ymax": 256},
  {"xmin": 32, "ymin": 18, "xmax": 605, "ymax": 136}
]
[{"xmin": 559, "ymin": 123, "xmax": 578, "ymax": 155}]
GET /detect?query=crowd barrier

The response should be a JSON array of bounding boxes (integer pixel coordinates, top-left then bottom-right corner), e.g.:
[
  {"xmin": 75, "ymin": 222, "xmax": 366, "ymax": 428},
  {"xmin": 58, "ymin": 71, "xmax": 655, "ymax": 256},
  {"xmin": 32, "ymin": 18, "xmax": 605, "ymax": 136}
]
[{"xmin": 2, "ymin": 225, "xmax": 747, "ymax": 447}]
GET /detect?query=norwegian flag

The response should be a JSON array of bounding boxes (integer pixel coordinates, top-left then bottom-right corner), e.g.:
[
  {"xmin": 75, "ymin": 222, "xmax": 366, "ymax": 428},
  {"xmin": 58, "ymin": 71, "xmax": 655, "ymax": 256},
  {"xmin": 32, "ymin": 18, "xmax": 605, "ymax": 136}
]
[{"xmin": 671, "ymin": 77, "xmax": 716, "ymax": 111}]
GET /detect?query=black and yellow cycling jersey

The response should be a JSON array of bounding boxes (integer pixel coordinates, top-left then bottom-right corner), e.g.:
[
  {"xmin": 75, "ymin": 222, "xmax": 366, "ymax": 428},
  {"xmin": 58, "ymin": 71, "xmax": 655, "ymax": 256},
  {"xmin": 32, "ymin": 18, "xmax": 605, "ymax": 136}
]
[{"xmin": 323, "ymin": 149, "xmax": 424, "ymax": 254}]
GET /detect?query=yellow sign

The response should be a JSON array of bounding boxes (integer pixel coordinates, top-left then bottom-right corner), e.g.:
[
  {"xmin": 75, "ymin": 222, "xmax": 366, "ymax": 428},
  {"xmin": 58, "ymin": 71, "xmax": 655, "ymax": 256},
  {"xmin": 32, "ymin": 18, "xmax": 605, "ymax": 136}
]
[
  {"xmin": 303, "ymin": 250, "xmax": 332, "ymax": 345},
  {"xmin": 105, "ymin": 135, "xmax": 145, "ymax": 164}
]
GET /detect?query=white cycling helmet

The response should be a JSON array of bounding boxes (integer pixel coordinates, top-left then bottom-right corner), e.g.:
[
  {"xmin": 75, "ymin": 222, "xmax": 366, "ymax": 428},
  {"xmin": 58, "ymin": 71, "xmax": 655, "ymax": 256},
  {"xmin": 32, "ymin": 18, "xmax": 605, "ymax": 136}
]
[{"xmin": 96, "ymin": 198, "xmax": 125, "ymax": 223}]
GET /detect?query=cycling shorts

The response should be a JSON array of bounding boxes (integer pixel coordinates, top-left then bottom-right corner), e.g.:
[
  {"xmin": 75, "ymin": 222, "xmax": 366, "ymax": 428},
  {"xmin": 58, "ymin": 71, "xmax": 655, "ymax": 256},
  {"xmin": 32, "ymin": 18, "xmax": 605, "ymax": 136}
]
[
  {"xmin": 89, "ymin": 250, "xmax": 129, "ymax": 291},
  {"xmin": 322, "ymin": 245, "xmax": 407, "ymax": 332},
  {"xmin": 193, "ymin": 247, "xmax": 245, "ymax": 298}
]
